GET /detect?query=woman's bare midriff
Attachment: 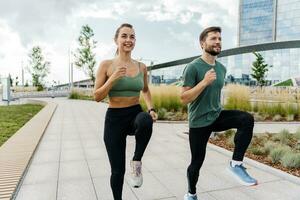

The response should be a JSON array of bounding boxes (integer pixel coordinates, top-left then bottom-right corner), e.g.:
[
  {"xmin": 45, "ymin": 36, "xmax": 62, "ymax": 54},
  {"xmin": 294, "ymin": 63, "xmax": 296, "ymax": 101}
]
[{"xmin": 108, "ymin": 96, "xmax": 140, "ymax": 108}]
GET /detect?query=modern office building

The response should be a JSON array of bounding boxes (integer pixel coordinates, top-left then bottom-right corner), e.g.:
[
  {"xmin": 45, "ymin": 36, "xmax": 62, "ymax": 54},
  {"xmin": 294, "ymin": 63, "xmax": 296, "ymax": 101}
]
[
  {"xmin": 151, "ymin": 0, "xmax": 300, "ymax": 85},
  {"xmin": 219, "ymin": 0, "xmax": 300, "ymax": 84}
]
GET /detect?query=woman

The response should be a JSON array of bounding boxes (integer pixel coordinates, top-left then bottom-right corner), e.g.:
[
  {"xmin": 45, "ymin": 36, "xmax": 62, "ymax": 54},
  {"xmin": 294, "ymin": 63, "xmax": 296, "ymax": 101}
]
[{"xmin": 93, "ymin": 23, "xmax": 157, "ymax": 200}]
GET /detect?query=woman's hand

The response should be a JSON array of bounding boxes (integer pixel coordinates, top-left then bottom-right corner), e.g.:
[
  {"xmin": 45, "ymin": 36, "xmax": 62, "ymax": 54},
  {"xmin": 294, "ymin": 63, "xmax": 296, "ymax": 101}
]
[
  {"xmin": 149, "ymin": 110, "xmax": 158, "ymax": 122},
  {"xmin": 109, "ymin": 66, "xmax": 127, "ymax": 82}
]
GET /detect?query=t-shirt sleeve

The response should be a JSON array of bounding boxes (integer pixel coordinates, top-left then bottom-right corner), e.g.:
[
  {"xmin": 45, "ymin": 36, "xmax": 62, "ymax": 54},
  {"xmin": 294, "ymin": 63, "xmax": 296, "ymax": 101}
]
[
  {"xmin": 182, "ymin": 63, "xmax": 197, "ymax": 87},
  {"xmin": 222, "ymin": 64, "xmax": 227, "ymax": 78}
]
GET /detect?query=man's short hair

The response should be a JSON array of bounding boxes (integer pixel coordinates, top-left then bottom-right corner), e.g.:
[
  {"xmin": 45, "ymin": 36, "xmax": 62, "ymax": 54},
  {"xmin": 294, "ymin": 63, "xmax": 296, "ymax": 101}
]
[{"xmin": 199, "ymin": 26, "xmax": 222, "ymax": 42}]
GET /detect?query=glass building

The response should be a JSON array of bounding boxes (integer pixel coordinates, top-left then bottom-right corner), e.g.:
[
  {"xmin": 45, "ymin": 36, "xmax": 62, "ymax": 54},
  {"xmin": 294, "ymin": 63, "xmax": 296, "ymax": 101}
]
[
  {"xmin": 225, "ymin": 0, "xmax": 300, "ymax": 84},
  {"xmin": 150, "ymin": 0, "xmax": 300, "ymax": 85},
  {"xmin": 238, "ymin": 0, "xmax": 274, "ymax": 46}
]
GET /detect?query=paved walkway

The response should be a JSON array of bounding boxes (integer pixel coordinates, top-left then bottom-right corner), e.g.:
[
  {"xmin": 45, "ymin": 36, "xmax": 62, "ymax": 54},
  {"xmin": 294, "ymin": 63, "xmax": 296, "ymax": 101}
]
[{"xmin": 15, "ymin": 98, "xmax": 300, "ymax": 200}]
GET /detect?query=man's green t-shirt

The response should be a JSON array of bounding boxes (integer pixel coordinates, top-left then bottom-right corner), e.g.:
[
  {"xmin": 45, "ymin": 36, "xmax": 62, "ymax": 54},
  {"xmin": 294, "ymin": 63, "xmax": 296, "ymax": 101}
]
[{"xmin": 182, "ymin": 57, "xmax": 226, "ymax": 128}]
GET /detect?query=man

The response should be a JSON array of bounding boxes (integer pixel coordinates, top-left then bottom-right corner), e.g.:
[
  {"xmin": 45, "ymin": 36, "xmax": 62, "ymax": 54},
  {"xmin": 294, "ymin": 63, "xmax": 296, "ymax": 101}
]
[{"xmin": 180, "ymin": 26, "xmax": 257, "ymax": 200}]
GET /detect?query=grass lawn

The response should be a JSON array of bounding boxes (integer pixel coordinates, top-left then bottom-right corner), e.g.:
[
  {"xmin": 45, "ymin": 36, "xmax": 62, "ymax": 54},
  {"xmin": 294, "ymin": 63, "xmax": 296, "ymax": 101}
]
[{"xmin": 0, "ymin": 104, "xmax": 44, "ymax": 147}]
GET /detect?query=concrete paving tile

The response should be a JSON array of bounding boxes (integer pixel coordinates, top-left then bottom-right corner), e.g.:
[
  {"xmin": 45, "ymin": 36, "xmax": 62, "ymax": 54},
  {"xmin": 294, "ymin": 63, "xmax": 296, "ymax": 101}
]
[
  {"xmin": 142, "ymin": 155, "xmax": 173, "ymax": 172},
  {"xmin": 61, "ymin": 140, "xmax": 82, "ymax": 150},
  {"xmin": 37, "ymin": 140, "xmax": 60, "ymax": 151},
  {"xmin": 13, "ymin": 100, "xmax": 300, "ymax": 200},
  {"xmin": 93, "ymin": 176, "xmax": 138, "ymax": 200},
  {"xmin": 151, "ymin": 169, "xmax": 188, "ymax": 197},
  {"xmin": 239, "ymin": 180, "xmax": 300, "ymax": 200},
  {"xmin": 87, "ymin": 159, "xmax": 111, "ymax": 178},
  {"xmin": 61, "ymin": 133, "xmax": 80, "ymax": 140},
  {"xmin": 208, "ymin": 187, "xmax": 255, "ymax": 200},
  {"xmin": 15, "ymin": 182, "xmax": 57, "ymax": 200},
  {"xmin": 22, "ymin": 163, "xmax": 58, "ymax": 185},
  {"xmin": 60, "ymin": 148, "xmax": 85, "ymax": 162},
  {"xmin": 57, "ymin": 178, "xmax": 97, "ymax": 200},
  {"xmin": 59, "ymin": 160, "xmax": 90, "ymax": 181},
  {"xmin": 126, "ymin": 172, "xmax": 173, "ymax": 200},
  {"xmin": 81, "ymin": 139, "xmax": 102, "ymax": 149},
  {"xmin": 85, "ymin": 147, "xmax": 107, "ymax": 160},
  {"xmin": 31, "ymin": 150, "xmax": 60, "ymax": 164}
]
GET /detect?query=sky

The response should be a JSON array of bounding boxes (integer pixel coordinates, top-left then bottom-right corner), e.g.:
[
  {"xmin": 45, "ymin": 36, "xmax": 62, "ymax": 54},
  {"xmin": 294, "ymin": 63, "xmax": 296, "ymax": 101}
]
[{"xmin": 0, "ymin": 0, "xmax": 238, "ymax": 86}]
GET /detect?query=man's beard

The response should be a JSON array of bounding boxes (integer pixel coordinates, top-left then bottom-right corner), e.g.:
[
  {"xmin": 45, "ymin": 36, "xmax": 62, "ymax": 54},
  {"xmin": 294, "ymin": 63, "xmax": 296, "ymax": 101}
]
[{"xmin": 205, "ymin": 46, "xmax": 221, "ymax": 56}]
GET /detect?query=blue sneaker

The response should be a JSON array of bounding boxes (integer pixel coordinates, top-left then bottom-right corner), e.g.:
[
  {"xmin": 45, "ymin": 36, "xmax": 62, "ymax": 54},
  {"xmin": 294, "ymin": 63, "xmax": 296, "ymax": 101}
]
[
  {"xmin": 228, "ymin": 161, "xmax": 258, "ymax": 186},
  {"xmin": 184, "ymin": 193, "xmax": 198, "ymax": 200}
]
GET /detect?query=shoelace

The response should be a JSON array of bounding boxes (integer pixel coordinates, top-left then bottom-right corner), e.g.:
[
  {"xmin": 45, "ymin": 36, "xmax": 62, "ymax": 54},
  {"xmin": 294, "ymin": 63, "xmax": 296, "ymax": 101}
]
[
  {"xmin": 133, "ymin": 164, "xmax": 141, "ymax": 176},
  {"xmin": 236, "ymin": 165, "xmax": 250, "ymax": 176}
]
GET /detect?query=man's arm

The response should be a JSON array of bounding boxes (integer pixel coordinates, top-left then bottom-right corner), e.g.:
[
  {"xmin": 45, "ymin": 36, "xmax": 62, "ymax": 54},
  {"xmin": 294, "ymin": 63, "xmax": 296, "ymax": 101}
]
[{"xmin": 180, "ymin": 68, "xmax": 216, "ymax": 105}]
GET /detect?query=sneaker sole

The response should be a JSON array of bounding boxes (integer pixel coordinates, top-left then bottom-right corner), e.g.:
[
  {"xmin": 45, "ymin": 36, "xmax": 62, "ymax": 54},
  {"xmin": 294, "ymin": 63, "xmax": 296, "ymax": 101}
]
[
  {"xmin": 226, "ymin": 168, "xmax": 258, "ymax": 186},
  {"xmin": 128, "ymin": 179, "xmax": 142, "ymax": 188}
]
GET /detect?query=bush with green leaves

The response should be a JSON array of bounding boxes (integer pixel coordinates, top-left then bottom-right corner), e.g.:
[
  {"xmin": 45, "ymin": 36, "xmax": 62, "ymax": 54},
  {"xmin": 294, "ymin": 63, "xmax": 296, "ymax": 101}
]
[
  {"xmin": 226, "ymin": 134, "xmax": 235, "ymax": 147},
  {"xmin": 273, "ymin": 129, "xmax": 290, "ymax": 145},
  {"xmin": 272, "ymin": 114, "xmax": 282, "ymax": 121},
  {"xmin": 249, "ymin": 146, "xmax": 266, "ymax": 156},
  {"xmin": 268, "ymin": 145, "xmax": 291, "ymax": 163},
  {"xmin": 294, "ymin": 128, "xmax": 300, "ymax": 140},
  {"xmin": 224, "ymin": 129, "xmax": 235, "ymax": 138},
  {"xmin": 157, "ymin": 108, "xmax": 167, "ymax": 120},
  {"xmin": 69, "ymin": 91, "xmax": 93, "ymax": 100},
  {"xmin": 280, "ymin": 152, "xmax": 300, "ymax": 168},
  {"xmin": 263, "ymin": 141, "xmax": 277, "ymax": 154}
]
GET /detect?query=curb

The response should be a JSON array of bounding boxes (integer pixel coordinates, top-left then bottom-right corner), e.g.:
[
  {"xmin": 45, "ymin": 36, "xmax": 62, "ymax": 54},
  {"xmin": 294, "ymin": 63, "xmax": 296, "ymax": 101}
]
[
  {"xmin": 177, "ymin": 132, "xmax": 300, "ymax": 185},
  {"xmin": 0, "ymin": 100, "xmax": 57, "ymax": 200}
]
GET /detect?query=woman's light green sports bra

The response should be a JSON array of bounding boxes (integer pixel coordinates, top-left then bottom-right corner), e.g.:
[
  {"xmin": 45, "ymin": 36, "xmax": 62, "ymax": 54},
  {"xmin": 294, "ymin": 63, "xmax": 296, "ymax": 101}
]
[{"xmin": 108, "ymin": 62, "xmax": 144, "ymax": 97}]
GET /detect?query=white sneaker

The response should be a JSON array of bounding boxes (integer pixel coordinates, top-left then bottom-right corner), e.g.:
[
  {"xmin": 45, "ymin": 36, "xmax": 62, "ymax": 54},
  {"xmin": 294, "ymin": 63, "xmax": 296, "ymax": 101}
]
[{"xmin": 129, "ymin": 160, "xmax": 143, "ymax": 188}]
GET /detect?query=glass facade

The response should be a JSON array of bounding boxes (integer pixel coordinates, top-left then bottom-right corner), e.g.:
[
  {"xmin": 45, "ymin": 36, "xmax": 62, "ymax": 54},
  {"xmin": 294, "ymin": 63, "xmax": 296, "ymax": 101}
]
[
  {"xmin": 218, "ymin": 48, "xmax": 300, "ymax": 84},
  {"xmin": 150, "ymin": 47, "xmax": 300, "ymax": 86},
  {"xmin": 149, "ymin": 0, "xmax": 300, "ymax": 85},
  {"xmin": 276, "ymin": 0, "xmax": 300, "ymax": 41},
  {"xmin": 239, "ymin": 0, "xmax": 274, "ymax": 46}
]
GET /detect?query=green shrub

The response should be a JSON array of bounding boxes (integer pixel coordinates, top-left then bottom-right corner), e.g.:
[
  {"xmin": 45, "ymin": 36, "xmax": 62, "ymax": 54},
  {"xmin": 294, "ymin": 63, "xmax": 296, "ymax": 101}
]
[
  {"xmin": 269, "ymin": 145, "xmax": 290, "ymax": 163},
  {"xmin": 68, "ymin": 91, "xmax": 93, "ymax": 100},
  {"xmin": 226, "ymin": 134, "xmax": 235, "ymax": 147},
  {"xmin": 280, "ymin": 152, "xmax": 300, "ymax": 168},
  {"xmin": 249, "ymin": 146, "xmax": 266, "ymax": 155},
  {"xmin": 294, "ymin": 127, "xmax": 300, "ymax": 140},
  {"xmin": 157, "ymin": 108, "xmax": 167, "ymax": 120},
  {"xmin": 263, "ymin": 141, "xmax": 277, "ymax": 154},
  {"xmin": 286, "ymin": 114, "xmax": 294, "ymax": 121},
  {"xmin": 224, "ymin": 129, "xmax": 235, "ymax": 138},
  {"xmin": 69, "ymin": 91, "xmax": 80, "ymax": 99},
  {"xmin": 253, "ymin": 112, "xmax": 267, "ymax": 121},
  {"xmin": 272, "ymin": 114, "xmax": 282, "ymax": 121},
  {"xmin": 273, "ymin": 129, "xmax": 290, "ymax": 145},
  {"xmin": 224, "ymin": 84, "xmax": 251, "ymax": 111},
  {"xmin": 295, "ymin": 142, "xmax": 300, "ymax": 151},
  {"xmin": 140, "ymin": 85, "xmax": 186, "ymax": 113},
  {"xmin": 286, "ymin": 104, "xmax": 298, "ymax": 116}
]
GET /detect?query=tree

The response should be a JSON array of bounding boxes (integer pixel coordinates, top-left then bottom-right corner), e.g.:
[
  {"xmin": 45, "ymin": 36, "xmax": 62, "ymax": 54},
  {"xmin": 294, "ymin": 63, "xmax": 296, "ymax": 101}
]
[
  {"xmin": 74, "ymin": 24, "xmax": 97, "ymax": 84},
  {"xmin": 251, "ymin": 52, "xmax": 272, "ymax": 87},
  {"xmin": 27, "ymin": 46, "xmax": 50, "ymax": 91}
]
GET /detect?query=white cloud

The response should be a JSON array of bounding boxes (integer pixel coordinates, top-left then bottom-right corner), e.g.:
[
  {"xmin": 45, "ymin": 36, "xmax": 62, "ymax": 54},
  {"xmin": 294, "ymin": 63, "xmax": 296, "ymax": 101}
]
[
  {"xmin": 0, "ymin": 0, "xmax": 239, "ymax": 84},
  {"xmin": 74, "ymin": 1, "xmax": 133, "ymax": 19},
  {"xmin": 0, "ymin": 19, "xmax": 26, "ymax": 79},
  {"xmin": 137, "ymin": 0, "xmax": 238, "ymax": 28}
]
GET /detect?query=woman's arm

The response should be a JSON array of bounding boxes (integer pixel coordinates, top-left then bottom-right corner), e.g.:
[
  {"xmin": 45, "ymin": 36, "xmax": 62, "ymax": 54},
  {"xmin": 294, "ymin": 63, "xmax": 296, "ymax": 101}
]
[
  {"xmin": 93, "ymin": 60, "xmax": 127, "ymax": 102},
  {"xmin": 140, "ymin": 63, "xmax": 158, "ymax": 121}
]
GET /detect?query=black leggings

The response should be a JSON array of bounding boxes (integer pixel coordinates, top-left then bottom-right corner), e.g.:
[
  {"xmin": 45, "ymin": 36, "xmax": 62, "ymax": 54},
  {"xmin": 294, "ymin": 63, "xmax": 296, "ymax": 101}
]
[
  {"xmin": 104, "ymin": 104, "xmax": 153, "ymax": 200},
  {"xmin": 187, "ymin": 110, "xmax": 254, "ymax": 194}
]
